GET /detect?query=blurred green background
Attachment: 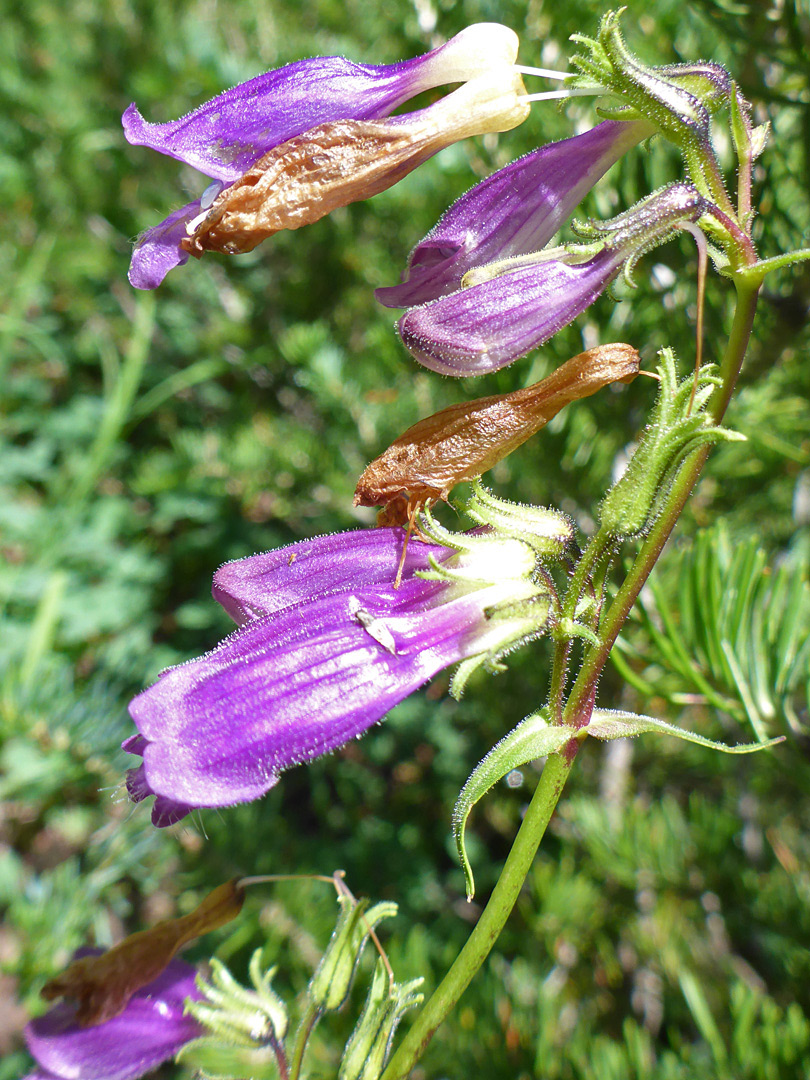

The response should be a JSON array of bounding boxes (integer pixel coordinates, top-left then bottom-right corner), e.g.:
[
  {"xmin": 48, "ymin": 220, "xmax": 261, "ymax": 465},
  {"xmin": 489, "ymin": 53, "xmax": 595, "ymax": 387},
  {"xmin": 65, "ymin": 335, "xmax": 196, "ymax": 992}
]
[{"xmin": 2, "ymin": 0, "xmax": 809, "ymax": 1076}]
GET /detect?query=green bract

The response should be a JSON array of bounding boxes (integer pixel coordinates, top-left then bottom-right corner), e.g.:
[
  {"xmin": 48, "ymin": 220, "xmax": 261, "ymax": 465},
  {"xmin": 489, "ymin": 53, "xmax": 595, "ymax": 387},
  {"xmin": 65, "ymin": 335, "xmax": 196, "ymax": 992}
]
[
  {"xmin": 339, "ymin": 960, "xmax": 424, "ymax": 1080},
  {"xmin": 179, "ymin": 951, "xmax": 288, "ymax": 1079},
  {"xmin": 453, "ymin": 705, "xmax": 782, "ymax": 901},
  {"xmin": 599, "ymin": 349, "xmax": 743, "ymax": 538}
]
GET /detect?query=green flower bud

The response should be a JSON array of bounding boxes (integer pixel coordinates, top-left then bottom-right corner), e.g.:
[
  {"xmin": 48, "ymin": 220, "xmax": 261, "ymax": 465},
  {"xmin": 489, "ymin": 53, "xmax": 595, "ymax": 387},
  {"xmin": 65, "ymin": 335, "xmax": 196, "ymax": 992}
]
[
  {"xmin": 338, "ymin": 960, "xmax": 424, "ymax": 1080},
  {"xmin": 308, "ymin": 895, "xmax": 398, "ymax": 1013},
  {"xmin": 176, "ymin": 1037, "xmax": 280, "ymax": 1080},
  {"xmin": 599, "ymin": 350, "xmax": 743, "ymax": 539}
]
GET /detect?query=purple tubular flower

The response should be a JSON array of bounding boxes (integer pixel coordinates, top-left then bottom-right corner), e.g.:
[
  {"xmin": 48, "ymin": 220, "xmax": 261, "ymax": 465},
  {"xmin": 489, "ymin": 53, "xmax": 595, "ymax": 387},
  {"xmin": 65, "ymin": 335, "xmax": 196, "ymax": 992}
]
[
  {"xmin": 393, "ymin": 178, "xmax": 708, "ymax": 375},
  {"xmin": 24, "ymin": 955, "xmax": 203, "ymax": 1080},
  {"xmin": 124, "ymin": 24, "xmax": 520, "ymax": 288},
  {"xmin": 398, "ymin": 248, "xmax": 625, "ymax": 376},
  {"xmin": 211, "ymin": 526, "xmax": 450, "ymax": 625},
  {"xmin": 123, "ymin": 525, "xmax": 550, "ymax": 826},
  {"xmin": 376, "ymin": 119, "xmax": 651, "ymax": 309}
]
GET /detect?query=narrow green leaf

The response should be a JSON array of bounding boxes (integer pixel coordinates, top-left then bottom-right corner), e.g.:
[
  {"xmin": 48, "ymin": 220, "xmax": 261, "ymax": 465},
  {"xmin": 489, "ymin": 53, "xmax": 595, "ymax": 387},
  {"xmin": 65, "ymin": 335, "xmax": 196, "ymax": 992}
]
[
  {"xmin": 720, "ymin": 641, "xmax": 770, "ymax": 744},
  {"xmin": 679, "ymin": 972, "xmax": 729, "ymax": 1068},
  {"xmin": 726, "ymin": 540, "xmax": 763, "ymax": 657},
  {"xmin": 609, "ymin": 640, "xmax": 660, "ymax": 698},
  {"xmin": 585, "ymin": 708, "xmax": 784, "ymax": 753},
  {"xmin": 452, "ymin": 715, "xmax": 572, "ymax": 900},
  {"xmin": 773, "ymin": 567, "xmax": 809, "ymax": 691},
  {"xmin": 746, "ymin": 602, "xmax": 776, "ymax": 722},
  {"xmin": 647, "ymin": 574, "xmax": 733, "ymax": 710}
]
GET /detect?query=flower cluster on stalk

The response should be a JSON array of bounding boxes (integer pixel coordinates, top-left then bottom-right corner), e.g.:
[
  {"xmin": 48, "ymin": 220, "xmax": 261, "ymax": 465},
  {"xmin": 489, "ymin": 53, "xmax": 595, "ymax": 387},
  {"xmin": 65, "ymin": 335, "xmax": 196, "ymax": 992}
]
[
  {"xmin": 24, "ymin": 13, "xmax": 763, "ymax": 1079},
  {"xmin": 114, "ymin": 10, "xmax": 755, "ymax": 829}
]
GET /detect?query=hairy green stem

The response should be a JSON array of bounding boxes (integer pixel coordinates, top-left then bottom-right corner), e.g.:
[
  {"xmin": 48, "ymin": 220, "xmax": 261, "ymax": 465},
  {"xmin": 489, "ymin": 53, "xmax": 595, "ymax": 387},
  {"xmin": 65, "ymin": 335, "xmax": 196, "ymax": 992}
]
[
  {"xmin": 548, "ymin": 528, "xmax": 614, "ymax": 720},
  {"xmin": 380, "ymin": 752, "xmax": 574, "ymax": 1080},
  {"xmin": 563, "ymin": 279, "xmax": 760, "ymax": 724},
  {"xmin": 288, "ymin": 1002, "xmax": 320, "ymax": 1080}
]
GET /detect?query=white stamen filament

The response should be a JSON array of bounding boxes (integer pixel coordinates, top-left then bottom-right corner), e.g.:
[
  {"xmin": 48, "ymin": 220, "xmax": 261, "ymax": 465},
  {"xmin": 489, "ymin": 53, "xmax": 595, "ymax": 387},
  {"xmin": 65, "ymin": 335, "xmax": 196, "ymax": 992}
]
[
  {"xmin": 522, "ymin": 86, "xmax": 607, "ymax": 102},
  {"xmin": 185, "ymin": 209, "xmax": 210, "ymax": 235},
  {"xmin": 515, "ymin": 64, "xmax": 573, "ymax": 80}
]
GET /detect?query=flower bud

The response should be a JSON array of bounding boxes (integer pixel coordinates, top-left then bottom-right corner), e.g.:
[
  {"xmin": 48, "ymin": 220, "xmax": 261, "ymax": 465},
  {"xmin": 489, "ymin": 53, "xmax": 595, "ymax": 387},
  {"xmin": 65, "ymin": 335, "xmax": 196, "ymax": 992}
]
[
  {"xmin": 308, "ymin": 896, "xmax": 398, "ymax": 1013},
  {"xmin": 599, "ymin": 350, "xmax": 744, "ymax": 538},
  {"xmin": 338, "ymin": 961, "xmax": 424, "ymax": 1080}
]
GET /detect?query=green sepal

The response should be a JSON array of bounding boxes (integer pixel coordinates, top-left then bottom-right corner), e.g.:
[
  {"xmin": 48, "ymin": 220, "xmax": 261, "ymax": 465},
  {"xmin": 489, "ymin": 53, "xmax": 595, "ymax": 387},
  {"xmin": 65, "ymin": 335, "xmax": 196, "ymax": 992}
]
[
  {"xmin": 460, "ymin": 481, "xmax": 575, "ymax": 559},
  {"xmin": 176, "ymin": 1037, "xmax": 280, "ymax": 1080},
  {"xmin": 338, "ymin": 960, "xmax": 424, "ymax": 1080},
  {"xmin": 308, "ymin": 895, "xmax": 398, "ymax": 1013},
  {"xmin": 448, "ymin": 597, "xmax": 555, "ymax": 700},
  {"xmin": 569, "ymin": 10, "xmax": 717, "ymax": 147},
  {"xmin": 185, "ymin": 951, "xmax": 288, "ymax": 1047},
  {"xmin": 600, "ymin": 349, "xmax": 743, "ymax": 539},
  {"xmin": 452, "ymin": 712, "xmax": 573, "ymax": 899},
  {"xmin": 584, "ymin": 708, "xmax": 785, "ymax": 753}
]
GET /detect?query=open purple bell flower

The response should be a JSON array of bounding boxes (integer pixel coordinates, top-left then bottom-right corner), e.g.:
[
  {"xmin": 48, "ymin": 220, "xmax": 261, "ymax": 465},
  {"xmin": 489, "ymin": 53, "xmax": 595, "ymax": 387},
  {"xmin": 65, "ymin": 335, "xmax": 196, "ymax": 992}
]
[
  {"xmin": 123, "ymin": 516, "xmax": 563, "ymax": 827},
  {"xmin": 24, "ymin": 955, "xmax": 203, "ymax": 1080},
  {"xmin": 123, "ymin": 24, "xmax": 524, "ymax": 289}
]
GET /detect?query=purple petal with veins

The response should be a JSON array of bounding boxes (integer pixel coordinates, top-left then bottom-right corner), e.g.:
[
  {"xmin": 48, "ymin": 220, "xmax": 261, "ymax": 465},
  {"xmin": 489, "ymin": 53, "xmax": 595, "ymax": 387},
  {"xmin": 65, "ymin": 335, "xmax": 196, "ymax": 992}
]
[
  {"xmin": 398, "ymin": 249, "xmax": 624, "ymax": 375},
  {"xmin": 377, "ymin": 120, "xmax": 650, "ymax": 308}
]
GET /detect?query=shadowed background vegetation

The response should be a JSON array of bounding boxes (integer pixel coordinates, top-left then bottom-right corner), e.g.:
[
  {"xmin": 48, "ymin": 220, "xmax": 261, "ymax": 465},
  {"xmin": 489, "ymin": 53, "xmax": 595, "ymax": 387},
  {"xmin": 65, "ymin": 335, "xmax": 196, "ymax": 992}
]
[{"xmin": 2, "ymin": 0, "xmax": 809, "ymax": 1076}]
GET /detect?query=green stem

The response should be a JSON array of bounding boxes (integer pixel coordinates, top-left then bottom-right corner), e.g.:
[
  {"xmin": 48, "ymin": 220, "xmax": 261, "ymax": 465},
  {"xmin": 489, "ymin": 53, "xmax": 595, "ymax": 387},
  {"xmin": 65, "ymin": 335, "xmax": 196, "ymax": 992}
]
[
  {"xmin": 287, "ymin": 1002, "xmax": 320, "ymax": 1080},
  {"xmin": 684, "ymin": 137, "xmax": 736, "ymax": 222},
  {"xmin": 380, "ymin": 752, "xmax": 574, "ymax": 1080},
  {"xmin": 548, "ymin": 528, "xmax": 614, "ymax": 720},
  {"xmin": 563, "ymin": 279, "xmax": 760, "ymax": 724},
  {"xmin": 381, "ymin": 279, "xmax": 759, "ymax": 1080}
]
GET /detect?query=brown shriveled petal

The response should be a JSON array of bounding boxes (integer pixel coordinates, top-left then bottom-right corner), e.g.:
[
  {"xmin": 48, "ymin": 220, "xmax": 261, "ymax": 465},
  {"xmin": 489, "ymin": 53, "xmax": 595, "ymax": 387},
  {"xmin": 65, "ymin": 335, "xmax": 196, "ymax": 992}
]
[
  {"xmin": 41, "ymin": 880, "xmax": 245, "ymax": 1027},
  {"xmin": 354, "ymin": 343, "xmax": 641, "ymax": 526},
  {"xmin": 181, "ymin": 68, "xmax": 528, "ymax": 257}
]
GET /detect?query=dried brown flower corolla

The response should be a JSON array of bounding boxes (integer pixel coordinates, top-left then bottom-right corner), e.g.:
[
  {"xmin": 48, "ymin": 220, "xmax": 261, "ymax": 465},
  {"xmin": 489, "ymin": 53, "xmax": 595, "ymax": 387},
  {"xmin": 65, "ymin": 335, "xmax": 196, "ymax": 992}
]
[
  {"xmin": 41, "ymin": 880, "xmax": 245, "ymax": 1026},
  {"xmin": 181, "ymin": 68, "xmax": 529, "ymax": 258},
  {"xmin": 354, "ymin": 343, "xmax": 640, "ymax": 529}
]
